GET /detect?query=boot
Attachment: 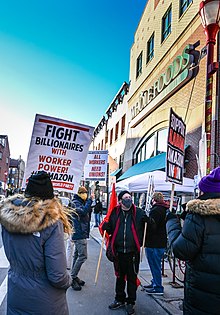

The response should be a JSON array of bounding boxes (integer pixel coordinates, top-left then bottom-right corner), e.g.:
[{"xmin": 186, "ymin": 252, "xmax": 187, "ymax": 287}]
[{"xmin": 71, "ymin": 278, "xmax": 82, "ymax": 291}]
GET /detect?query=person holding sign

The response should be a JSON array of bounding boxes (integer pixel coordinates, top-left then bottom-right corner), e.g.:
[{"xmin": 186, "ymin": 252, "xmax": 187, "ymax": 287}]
[
  {"xmin": 70, "ymin": 186, "xmax": 94, "ymax": 291},
  {"xmin": 0, "ymin": 171, "xmax": 72, "ymax": 315},
  {"xmin": 166, "ymin": 167, "xmax": 220, "ymax": 315},
  {"xmin": 144, "ymin": 192, "xmax": 169, "ymax": 295}
]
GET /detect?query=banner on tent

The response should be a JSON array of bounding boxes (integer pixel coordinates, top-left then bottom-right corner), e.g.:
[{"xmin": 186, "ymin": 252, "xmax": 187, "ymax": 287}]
[{"xmin": 166, "ymin": 108, "xmax": 186, "ymax": 185}]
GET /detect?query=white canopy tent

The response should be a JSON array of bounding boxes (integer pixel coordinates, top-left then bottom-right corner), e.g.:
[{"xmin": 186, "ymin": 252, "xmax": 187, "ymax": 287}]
[{"xmin": 115, "ymin": 170, "xmax": 195, "ymax": 194}]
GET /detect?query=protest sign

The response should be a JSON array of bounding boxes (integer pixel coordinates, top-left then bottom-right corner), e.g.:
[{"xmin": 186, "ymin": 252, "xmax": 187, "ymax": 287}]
[
  {"xmin": 166, "ymin": 108, "xmax": 186, "ymax": 185},
  {"xmin": 22, "ymin": 114, "xmax": 94, "ymax": 193},
  {"xmin": 84, "ymin": 150, "xmax": 108, "ymax": 181}
]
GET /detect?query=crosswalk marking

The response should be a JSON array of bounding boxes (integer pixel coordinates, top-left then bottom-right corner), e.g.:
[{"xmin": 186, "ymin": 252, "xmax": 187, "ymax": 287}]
[
  {"xmin": 0, "ymin": 246, "xmax": 9, "ymax": 268},
  {"xmin": 0, "ymin": 276, "xmax": 7, "ymax": 307}
]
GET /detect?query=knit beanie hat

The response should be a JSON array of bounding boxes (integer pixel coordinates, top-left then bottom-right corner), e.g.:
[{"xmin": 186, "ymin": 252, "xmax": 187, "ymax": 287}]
[
  {"xmin": 78, "ymin": 186, "xmax": 88, "ymax": 194},
  {"xmin": 198, "ymin": 167, "xmax": 220, "ymax": 193},
  {"xmin": 118, "ymin": 190, "xmax": 131, "ymax": 200},
  {"xmin": 152, "ymin": 192, "xmax": 164, "ymax": 202},
  {"xmin": 25, "ymin": 171, "xmax": 54, "ymax": 200}
]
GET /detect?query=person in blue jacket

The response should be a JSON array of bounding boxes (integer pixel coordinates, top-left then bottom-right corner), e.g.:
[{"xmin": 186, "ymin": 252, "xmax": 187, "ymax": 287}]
[
  {"xmin": 70, "ymin": 186, "xmax": 94, "ymax": 290},
  {"xmin": 0, "ymin": 171, "xmax": 72, "ymax": 315}
]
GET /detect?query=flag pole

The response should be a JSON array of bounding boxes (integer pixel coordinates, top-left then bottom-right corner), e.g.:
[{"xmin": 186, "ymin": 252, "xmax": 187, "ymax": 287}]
[{"xmin": 94, "ymin": 230, "xmax": 106, "ymax": 285}]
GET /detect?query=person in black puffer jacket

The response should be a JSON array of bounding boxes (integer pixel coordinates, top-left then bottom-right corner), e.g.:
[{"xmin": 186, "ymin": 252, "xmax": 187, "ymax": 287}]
[
  {"xmin": 144, "ymin": 192, "xmax": 169, "ymax": 295},
  {"xmin": 166, "ymin": 166, "xmax": 220, "ymax": 315}
]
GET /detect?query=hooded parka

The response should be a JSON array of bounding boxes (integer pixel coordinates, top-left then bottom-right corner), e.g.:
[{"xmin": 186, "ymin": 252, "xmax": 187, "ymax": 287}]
[
  {"xmin": 166, "ymin": 192, "xmax": 220, "ymax": 315},
  {"xmin": 0, "ymin": 194, "xmax": 72, "ymax": 315}
]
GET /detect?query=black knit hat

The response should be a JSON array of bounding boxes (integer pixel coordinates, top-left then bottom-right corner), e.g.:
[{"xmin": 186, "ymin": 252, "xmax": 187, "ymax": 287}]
[
  {"xmin": 118, "ymin": 190, "xmax": 131, "ymax": 201},
  {"xmin": 25, "ymin": 171, "xmax": 54, "ymax": 200}
]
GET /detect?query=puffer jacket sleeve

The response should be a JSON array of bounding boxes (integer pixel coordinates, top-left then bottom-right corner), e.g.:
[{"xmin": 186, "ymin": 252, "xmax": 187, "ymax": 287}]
[
  {"xmin": 166, "ymin": 213, "xmax": 204, "ymax": 261},
  {"xmin": 44, "ymin": 220, "xmax": 72, "ymax": 289}
]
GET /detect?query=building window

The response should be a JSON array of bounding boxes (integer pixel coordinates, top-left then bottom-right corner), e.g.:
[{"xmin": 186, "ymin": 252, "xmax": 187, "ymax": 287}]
[
  {"xmin": 180, "ymin": 0, "xmax": 192, "ymax": 17},
  {"xmin": 115, "ymin": 122, "xmax": 119, "ymax": 141},
  {"xmin": 98, "ymin": 143, "xmax": 100, "ymax": 150},
  {"xmin": 121, "ymin": 114, "xmax": 126, "ymax": 135},
  {"xmin": 147, "ymin": 33, "xmax": 154, "ymax": 63},
  {"xmin": 136, "ymin": 51, "xmax": 143, "ymax": 78},
  {"xmin": 105, "ymin": 130, "xmax": 108, "ymax": 144},
  {"xmin": 101, "ymin": 139, "xmax": 104, "ymax": 150},
  {"xmin": 162, "ymin": 6, "xmax": 172, "ymax": 42},
  {"xmin": 119, "ymin": 153, "xmax": 124, "ymax": 169},
  {"xmin": 135, "ymin": 128, "xmax": 168, "ymax": 163},
  {"xmin": 110, "ymin": 129, "xmax": 113, "ymax": 145}
]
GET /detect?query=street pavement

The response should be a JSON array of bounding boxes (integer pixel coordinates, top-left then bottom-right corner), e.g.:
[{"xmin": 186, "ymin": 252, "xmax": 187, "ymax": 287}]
[
  {"xmin": 88, "ymin": 225, "xmax": 184, "ymax": 315},
  {"xmin": 0, "ymin": 221, "xmax": 184, "ymax": 314}
]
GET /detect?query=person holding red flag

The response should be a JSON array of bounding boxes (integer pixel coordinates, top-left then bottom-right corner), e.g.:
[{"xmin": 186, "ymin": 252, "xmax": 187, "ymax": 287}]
[{"xmin": 99, "ymin": 189, "xmax": 147, "ymax": 315}]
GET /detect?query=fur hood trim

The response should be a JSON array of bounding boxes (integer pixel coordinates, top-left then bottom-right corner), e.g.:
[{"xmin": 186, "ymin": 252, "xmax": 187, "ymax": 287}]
[
  {"xmin": 186, "ymin": 198, "xmax": 220, "ymax": 216},
  {"xmin": 0, "ymin": 194, "xmax": 72, "ymax": 234}
]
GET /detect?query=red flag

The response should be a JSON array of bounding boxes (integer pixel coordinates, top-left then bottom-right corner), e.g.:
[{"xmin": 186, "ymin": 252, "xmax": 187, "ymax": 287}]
[{"xmin": 99, "ymin": 183, "xmax": 118, "ymax": 236}]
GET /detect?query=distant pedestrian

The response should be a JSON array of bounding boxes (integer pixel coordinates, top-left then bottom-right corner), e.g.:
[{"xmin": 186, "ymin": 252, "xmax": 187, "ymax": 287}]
[
  {"xmin": 70, "ymin": 186, "xmax": 94, "ymax": 290},
  {"xmin": 93, "ymin": 198, "xmax": 103, "ymax": 227},
  {"xmin": 0, "ymin": 171, "xmax": 72, "ymax": 315},
  {"xmin": 100, "ymin": 190, "xmax": 147, "ymax": 315},
  {"xmin": 144, "ymin": 192, "xmax": 169, "ymax": 295},
  {"xmin": 166, "ymin": 166, "xmax": 220, "ymax": 315}
]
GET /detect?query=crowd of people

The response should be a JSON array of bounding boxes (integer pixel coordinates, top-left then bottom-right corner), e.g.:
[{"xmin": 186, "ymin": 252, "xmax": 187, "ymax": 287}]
[{"xmin": 0, "ymin": 168, "xmax": 220, "ymax": 315}]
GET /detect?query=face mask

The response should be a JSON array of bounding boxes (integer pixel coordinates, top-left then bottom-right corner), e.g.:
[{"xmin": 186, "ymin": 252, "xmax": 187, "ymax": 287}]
[
  {"xmin": 80, "ymin": 193, "xmax": 88, "ymax": 201},
  {"xmin": 121, "ymin": 198, "xmax": 132, "ymax": 209}
]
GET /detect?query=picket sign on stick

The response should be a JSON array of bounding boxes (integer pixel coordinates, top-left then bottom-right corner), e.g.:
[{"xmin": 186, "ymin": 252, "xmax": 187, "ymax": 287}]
[
  {"xmin": 140, "ymin": 222, "xmax": 147, "ymax": 262},
  {"xmin": 140, "ymin": 175, "xmax": 154, "ymax": 262},
  {"xmin": 169, "ymin": 183, "xmax": 175, "ymax": 211},
  {"xmin": 94, "ymin": 230, "xmax": 106, "ymax": 285}
]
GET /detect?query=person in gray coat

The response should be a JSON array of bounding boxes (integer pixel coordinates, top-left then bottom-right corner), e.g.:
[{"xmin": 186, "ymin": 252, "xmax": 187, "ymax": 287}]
[{"xmin": 0, "ymin": 171, "xmax": 72, "ymax": 315}]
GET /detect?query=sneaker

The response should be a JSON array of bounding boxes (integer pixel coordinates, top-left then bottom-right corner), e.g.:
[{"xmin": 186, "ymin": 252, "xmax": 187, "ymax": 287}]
[
  {"xmin": 75, "ymin": 277, "xmax": 85, "ymax": 286},
  {"xmin": 108, "ymin": 300, "xmax": 125, "ymax": 310},
  {"xmin": 126, "ymin": 304, "xmax": 135, "ymax": 315},
  {"xmin": 71, "ymin": 279, "xmax": 82, "ymax": 291},
  {"xmin": 143, "ymin": 283, "xmax": 153, "ymax": 289},
  {"xmin": 145, "ymin": 288, "xmax": 163, "ymax": 295}
]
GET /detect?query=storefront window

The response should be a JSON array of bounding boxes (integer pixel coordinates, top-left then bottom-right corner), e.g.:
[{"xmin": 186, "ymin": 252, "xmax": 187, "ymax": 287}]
[{"xmin": 135, "ymin": 128, "xmax": 168, "ymax": 163}]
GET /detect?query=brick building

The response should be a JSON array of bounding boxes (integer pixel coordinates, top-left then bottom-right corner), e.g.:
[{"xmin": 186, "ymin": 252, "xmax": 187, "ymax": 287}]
[
  {"xmin": 92, "ymin": 0, "xmax": 219, "ymax": 204},
  {"xmin": 0, "ymin": 135, "xmax": 10, "ymax": 195}
]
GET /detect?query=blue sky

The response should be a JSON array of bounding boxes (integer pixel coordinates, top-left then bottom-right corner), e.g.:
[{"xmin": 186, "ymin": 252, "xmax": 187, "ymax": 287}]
[{"xmin": 0, "ymin": 0, "xmax": 147, "ymax": 161}]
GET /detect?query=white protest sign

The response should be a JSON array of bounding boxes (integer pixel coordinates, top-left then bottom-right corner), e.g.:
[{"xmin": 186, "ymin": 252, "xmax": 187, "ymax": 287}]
[
  {"xmin": 22, "ymin": 114, "xmax": 94, "ymax": 193},
  {"xmin": 84, "ymin": 150, "xmax": 108, "ymax": 181}
]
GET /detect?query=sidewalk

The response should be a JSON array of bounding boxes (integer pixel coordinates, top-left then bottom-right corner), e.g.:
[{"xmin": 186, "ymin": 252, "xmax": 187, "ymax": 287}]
[{"xmin": 90, "ymin": 225, "xmax": 184, "ymax": 315}]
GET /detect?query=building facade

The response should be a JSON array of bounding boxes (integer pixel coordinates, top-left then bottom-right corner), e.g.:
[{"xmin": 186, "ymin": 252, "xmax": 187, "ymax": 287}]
[
  {"xmin": 0, "ymin": 135, "xmax": 10, "ymax": 195},
  {"xmin": 8, "ymin": 156, "xmax": 25, "ymax": 193},
  {"xmin": 92, "ymin": 0, "xmax": 219, "ymax": 202}
]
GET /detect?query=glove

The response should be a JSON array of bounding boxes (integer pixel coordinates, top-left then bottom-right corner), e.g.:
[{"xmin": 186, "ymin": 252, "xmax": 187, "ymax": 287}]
[{"xmin": 166, "ymin": 209, "xmax": 177, "ymax": 221}]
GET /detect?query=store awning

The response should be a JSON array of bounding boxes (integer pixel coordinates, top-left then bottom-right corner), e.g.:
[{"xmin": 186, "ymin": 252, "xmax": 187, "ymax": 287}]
[
  {"xmin": 117, "ymin": 153, "xmax": 166, "ymax": 181},
  {"xmin": 110, "ymin": 168, "xmax": 122, "ymax": 177}
]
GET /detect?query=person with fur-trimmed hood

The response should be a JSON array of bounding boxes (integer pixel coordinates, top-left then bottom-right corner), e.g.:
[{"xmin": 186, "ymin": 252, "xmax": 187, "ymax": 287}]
[
  {"xmin": 0, "ymin": 171, "xmax": 72, "ymax": 315},
  {"xmin": 166, "ymin": 167, "xmax": 220, "ymax": 315}
]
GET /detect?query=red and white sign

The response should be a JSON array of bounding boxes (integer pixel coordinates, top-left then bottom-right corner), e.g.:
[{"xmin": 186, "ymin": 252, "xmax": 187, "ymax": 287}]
[
  {"xmin": 84, "ymin": 150, "xmax": 108, "ymax": 181},
  {"xmin": 22, "ymin": 114, "xmax": 94, "ymax": 193}
]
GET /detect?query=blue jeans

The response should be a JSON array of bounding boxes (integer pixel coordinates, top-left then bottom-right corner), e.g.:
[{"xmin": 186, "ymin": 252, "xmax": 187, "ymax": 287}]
[
  {"xmin": 94, "ymin": 213, "xmax": 100, "ymax": 226},
  {"xmin": 145, "ymin": 247, "xmax": 165, "ymax": 292}
]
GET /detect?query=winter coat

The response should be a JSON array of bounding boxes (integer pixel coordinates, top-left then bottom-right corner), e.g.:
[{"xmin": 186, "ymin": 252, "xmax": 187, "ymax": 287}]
[
  {"xmin": 70, "ymin": 194, "xmax": 93, "ymax": 240},
  {"xmin": 166, "ymin": 192, "xmax": 220, "ymax": 315},
  {"xmin": 93, "ymin": 200, "xmax": 103, "ymax": 214},
  {"xmin": 145, "ymin": 201, "xmax": 169, "ymax": 248},
  {"xmin": 0, "ymin": 194, "xmax": 72, "ymax": 315},
  {"xmin": 102, "ymin": 204, "xmax": 147, "ymax": 254}
]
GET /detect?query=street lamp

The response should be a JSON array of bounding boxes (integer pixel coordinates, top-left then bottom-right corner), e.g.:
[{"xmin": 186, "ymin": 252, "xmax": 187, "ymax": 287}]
[{"xmin": 199, "ymin": 0, "xmax": 220, "ymax": 174}]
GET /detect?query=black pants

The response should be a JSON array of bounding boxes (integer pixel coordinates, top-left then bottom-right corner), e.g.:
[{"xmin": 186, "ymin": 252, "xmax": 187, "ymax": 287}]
[{"xmin": 115, "ymin": 252, "xmax": 140, "ymax": 305}]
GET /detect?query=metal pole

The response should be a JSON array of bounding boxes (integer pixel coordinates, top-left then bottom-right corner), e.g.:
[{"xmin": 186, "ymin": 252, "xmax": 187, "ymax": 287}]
[{"xmin": 205, "ymin": 41, "xmax": 215, "ymax": 174}]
